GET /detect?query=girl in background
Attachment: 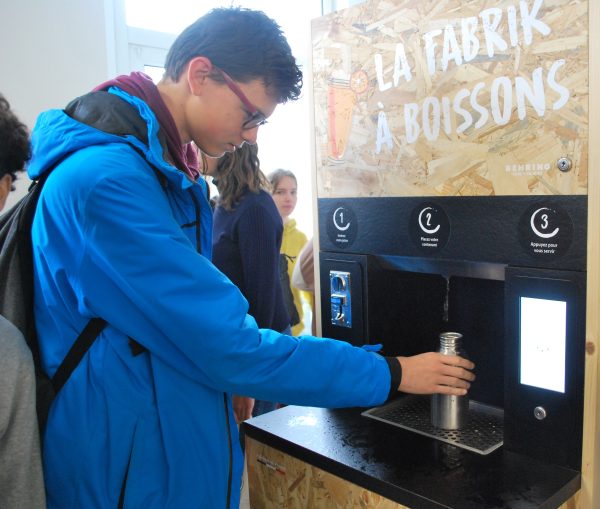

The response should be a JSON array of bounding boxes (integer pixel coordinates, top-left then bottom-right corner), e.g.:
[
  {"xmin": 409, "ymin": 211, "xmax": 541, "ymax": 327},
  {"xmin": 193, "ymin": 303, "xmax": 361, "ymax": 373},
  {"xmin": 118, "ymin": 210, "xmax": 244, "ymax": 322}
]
[
  {"xmin": 209, "ymin": 144, "xmax": 290, "ymax": 420},
  {"xmin": 268, "ymin": 169, "xmax": 312, "ymax": 336}
]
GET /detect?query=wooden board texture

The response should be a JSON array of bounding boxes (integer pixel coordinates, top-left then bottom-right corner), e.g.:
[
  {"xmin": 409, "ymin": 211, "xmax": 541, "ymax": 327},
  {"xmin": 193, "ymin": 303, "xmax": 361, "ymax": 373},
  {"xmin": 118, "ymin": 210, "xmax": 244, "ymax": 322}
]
[
  {"xmin": 311, "ymin": 0, "xmax": 588, "ymax": 198},
  {"xmin": 246, "ymin": 438, "xmax": 409, "ymax": 508},
  {"xmin": 246, "ymin": 437, "xmax": 578, "ymax": 508}
]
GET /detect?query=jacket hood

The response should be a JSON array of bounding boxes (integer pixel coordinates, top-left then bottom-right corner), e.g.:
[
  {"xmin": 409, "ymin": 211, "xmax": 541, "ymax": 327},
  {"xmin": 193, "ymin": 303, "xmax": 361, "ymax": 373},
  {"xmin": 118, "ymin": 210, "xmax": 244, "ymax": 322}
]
[
  {"xmin": 28, "ymin": 107, "xmax": 117, "ymax": 180},
  {"xmin": 28, "ymin": 88, "xmax": 203, "ymax": 194}
]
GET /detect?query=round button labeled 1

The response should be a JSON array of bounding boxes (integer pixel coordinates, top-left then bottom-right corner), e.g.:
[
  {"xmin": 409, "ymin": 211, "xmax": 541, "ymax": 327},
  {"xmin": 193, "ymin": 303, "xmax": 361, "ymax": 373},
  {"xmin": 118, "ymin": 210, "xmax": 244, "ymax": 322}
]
[{"xmin": 326, "ymin": 204, "xmax": 358, "ymax": 248}]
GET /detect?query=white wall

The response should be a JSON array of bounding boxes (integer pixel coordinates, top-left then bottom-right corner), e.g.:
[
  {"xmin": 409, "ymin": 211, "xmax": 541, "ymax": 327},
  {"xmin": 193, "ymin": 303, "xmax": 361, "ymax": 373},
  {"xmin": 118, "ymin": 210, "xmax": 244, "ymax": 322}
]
[
  {"xmin": 0, "ymin": 0, "xmax": 318, "ymax": 230},
  {"xmin": 0, "ymin": 0, "xmax": 111, "ymax": 208}
]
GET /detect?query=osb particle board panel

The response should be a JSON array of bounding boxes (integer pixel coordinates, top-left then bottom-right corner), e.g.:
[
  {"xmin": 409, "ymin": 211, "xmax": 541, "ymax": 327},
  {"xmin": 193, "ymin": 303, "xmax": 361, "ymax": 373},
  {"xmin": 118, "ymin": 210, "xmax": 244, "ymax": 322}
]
[
  {"xmin": 311, "ymin": 0, "xmax": 588, "ymax": 198},
  {"xmin": 246, "ymin": 438, "xmax": 409, "ymax": 509},
  {"xmin": 246, "ymin": 437, "xmax": 580, "ymax": 508}
]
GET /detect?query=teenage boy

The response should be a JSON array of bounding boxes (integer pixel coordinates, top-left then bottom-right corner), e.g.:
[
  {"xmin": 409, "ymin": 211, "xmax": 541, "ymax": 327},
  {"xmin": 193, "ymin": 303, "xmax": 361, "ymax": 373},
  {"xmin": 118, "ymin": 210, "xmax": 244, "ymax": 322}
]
[{"xmin": 28, "ymin": 7, "xmax": 474, "ymax": 508}]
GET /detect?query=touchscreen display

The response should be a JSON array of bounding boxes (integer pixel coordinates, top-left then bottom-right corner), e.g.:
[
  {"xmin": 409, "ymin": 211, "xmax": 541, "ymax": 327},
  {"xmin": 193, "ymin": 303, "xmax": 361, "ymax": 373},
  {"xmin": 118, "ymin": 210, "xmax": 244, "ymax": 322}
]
[{"xmin": 520, "ymin": 297, "xmax": 567, "ymax": 393}]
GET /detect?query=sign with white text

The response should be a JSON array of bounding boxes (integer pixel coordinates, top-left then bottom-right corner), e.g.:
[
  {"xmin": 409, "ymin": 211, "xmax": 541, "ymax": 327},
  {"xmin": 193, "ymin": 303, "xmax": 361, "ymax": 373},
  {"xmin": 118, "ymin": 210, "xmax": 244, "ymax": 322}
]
[{"xmin": 311, "ymin": 0, "xmax": 588, "ymax": 198}]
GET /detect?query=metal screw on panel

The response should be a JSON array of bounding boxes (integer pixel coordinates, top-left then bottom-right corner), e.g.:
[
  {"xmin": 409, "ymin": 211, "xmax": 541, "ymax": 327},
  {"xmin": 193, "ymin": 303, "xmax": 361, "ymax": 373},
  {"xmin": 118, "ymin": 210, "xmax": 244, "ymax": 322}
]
[
  {"xmin": 534, "ymin": 406, "xmax": 547, "ymax": 420},
  {"xmin": 557, "ymin": 157, "xmax": 572, "ymax": 172}
]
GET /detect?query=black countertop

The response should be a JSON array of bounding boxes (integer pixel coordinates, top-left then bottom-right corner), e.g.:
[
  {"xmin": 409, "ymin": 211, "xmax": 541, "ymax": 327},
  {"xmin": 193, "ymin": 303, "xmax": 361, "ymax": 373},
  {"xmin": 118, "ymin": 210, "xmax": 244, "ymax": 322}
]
[{"xmin": 242, "ymin": 403, "xmax": 580, "ymax": 509}]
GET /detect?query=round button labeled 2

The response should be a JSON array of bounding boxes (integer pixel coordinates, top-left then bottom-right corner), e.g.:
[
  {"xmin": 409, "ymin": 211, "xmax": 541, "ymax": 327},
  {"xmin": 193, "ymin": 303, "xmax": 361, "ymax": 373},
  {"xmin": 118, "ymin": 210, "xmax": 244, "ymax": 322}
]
[{"xmin": 409, "ymin": 202, "xmax": 450, "ymax": 253}]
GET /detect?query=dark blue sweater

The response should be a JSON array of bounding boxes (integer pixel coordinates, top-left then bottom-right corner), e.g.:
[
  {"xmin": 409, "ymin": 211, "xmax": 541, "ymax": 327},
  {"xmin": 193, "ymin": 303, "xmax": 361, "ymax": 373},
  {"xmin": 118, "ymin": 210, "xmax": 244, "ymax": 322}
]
[{"xmin": 212, "ymin": 189, "xmax": 290, "ymax": 332}]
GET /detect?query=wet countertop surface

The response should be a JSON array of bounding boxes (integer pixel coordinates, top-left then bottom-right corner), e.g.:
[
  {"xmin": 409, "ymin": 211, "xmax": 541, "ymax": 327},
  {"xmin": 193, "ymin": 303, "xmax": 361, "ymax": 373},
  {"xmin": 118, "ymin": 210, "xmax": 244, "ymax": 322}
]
[{"xmin": 242, "ymin": 403, "xmax": 580, "ymax": 509}]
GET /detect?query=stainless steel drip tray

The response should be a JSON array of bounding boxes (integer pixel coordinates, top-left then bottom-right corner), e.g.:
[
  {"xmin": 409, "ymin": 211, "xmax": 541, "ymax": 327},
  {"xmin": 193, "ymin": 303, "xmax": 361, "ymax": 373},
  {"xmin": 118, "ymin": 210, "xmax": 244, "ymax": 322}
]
[{"xmin": 362, "ymin": 395, "xmax": 503, "ymax": 455}]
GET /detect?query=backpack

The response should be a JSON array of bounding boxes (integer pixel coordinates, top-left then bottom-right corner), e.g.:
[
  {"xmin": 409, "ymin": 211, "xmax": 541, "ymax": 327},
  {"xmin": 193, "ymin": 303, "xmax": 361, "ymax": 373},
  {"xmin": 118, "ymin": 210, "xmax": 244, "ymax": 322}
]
[
  {"xmin": 279, "ymin": 253, "xmax": 300, "ymax": 327},
  {"xmin": 0, "ymin": 172, "xmax": 107, "ymax": 433},
  {"xmin": 0, "ymin": 90, "xmax": 164, "ymax": 433}
]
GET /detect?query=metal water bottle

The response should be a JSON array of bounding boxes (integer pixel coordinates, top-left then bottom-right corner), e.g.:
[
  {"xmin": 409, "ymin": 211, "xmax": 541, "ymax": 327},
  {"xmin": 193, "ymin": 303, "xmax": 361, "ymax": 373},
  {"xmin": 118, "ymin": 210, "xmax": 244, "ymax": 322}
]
[{"xmin": 431, "ymin": 332, "xmax": 469, "ymax": 430}]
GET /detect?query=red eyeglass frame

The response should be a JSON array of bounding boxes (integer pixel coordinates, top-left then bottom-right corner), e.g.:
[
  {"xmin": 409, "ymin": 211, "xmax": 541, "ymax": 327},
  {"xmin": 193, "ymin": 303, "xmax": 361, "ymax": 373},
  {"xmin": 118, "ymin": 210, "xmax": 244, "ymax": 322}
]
[{"xmin": 213, "ymin": 66, "xmax": 268, "ymax": 129}]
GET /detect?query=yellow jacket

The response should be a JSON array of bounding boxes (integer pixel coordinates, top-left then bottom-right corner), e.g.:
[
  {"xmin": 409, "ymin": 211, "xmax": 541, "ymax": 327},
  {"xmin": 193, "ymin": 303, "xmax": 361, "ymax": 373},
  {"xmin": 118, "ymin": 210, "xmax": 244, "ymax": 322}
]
[{"xmin": 281, "ymin": 219, "xmax": 312, "ymax": 335}]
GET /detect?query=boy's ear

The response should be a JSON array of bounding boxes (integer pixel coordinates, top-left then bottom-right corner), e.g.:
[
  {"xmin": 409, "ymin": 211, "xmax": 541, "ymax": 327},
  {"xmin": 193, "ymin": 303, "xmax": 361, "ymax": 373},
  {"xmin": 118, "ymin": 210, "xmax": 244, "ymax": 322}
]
[{"xmin": 187, "ymin": 57, "xmax": 213, "ymax": 95}]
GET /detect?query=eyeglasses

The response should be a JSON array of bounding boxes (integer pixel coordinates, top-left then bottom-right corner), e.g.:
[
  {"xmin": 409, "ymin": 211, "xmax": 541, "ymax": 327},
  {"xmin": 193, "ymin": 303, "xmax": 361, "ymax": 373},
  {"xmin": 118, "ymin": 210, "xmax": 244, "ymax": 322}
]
[{"xmin": 214, "ymin": 66, "xmax": 268, "ymax": 130}]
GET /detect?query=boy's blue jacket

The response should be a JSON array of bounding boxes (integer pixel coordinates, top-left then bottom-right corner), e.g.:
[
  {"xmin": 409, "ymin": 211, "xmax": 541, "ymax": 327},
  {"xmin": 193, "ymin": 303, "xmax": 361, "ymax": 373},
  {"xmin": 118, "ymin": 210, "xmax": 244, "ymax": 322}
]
[{"xmin": 27, "ymin": 88, "xmax": 392, "ymax": 508}]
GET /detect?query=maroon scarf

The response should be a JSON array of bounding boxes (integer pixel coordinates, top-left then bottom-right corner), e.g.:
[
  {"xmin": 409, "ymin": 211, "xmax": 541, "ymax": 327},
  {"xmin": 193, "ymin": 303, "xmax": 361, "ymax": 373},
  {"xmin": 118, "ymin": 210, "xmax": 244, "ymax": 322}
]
[{"xmin": 94, "ymin": 72, "xmax": 199, "ymax": 180}]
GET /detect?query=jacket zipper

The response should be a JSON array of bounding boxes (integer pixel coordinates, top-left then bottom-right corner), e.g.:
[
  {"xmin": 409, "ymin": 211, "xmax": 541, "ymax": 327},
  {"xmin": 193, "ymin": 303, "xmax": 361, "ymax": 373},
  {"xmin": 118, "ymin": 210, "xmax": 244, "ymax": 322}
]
[
  {"xmin": 224, "ymin": 394, "xmax": 233, "ymax": 509},
  {"xmin": 118, "ymin": 445, "xmax": 134, "ymax": 508},
  {"xmin": 188, "ymin": 188, "xmax": 232, "ymax": 507}
]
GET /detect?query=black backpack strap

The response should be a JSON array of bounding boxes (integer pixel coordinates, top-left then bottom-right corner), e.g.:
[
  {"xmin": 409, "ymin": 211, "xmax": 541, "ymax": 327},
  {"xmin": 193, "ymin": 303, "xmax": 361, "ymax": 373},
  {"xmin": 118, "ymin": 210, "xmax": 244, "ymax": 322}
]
[
  {"xmin": 51, "ymin": 317, "xmax": 107, "ymax": 394},
  {"xmin": 38, "ymin": 95, "xmax": 167, "ymax": 396}
]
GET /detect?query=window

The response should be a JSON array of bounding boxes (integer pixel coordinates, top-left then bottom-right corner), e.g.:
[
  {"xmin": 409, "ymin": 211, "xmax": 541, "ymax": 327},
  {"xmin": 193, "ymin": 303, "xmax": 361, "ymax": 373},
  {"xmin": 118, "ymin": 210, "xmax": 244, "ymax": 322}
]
[{"xmin": 115, "ymin": 0, "xmax": 322, "ymax": 236}]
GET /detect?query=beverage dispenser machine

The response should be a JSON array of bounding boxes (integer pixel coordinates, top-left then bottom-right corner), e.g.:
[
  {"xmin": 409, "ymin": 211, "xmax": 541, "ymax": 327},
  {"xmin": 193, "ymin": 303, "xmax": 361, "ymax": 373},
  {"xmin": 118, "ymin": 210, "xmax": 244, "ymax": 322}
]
[
  {"xmin": 311, "ymin": 0, "xmax": 592, "ymax": 504},
  {"xmin": 242, "ymin": 0, "xmax": 599, "ymax": 507}
]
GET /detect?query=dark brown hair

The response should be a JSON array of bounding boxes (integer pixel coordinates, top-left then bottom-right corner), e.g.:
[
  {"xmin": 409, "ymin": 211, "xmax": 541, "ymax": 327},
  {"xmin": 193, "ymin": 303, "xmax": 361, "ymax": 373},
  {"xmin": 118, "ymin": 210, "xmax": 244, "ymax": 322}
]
[
  {"xmin": 0, "ymin": 93, "xmax": 30, "ymax": 189},
  {"xmin": 213, "ymin": 143, "xmax": 270, "ymax": 211},
  {"xmin": 164, "ymin": 7, "xmax": 302, "ymax": 103}
]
